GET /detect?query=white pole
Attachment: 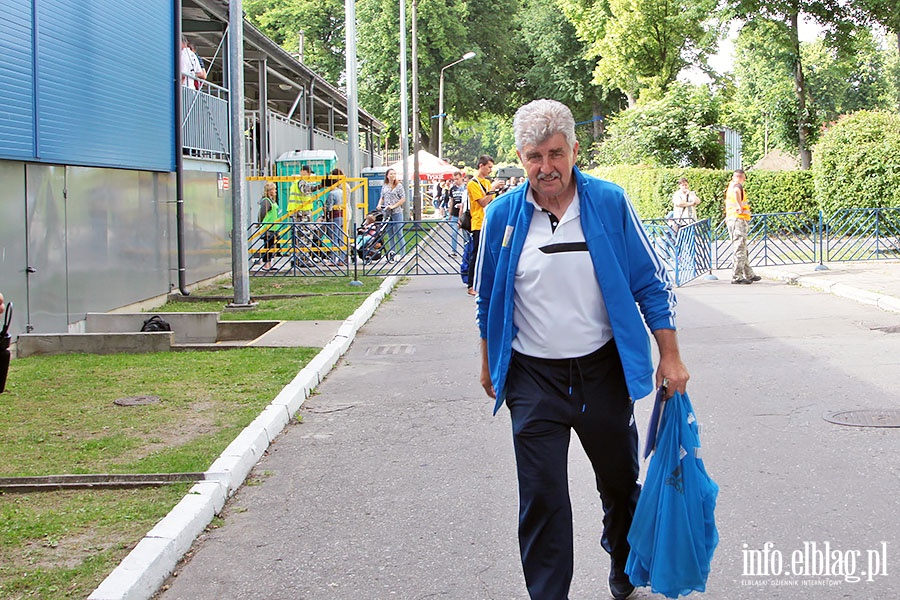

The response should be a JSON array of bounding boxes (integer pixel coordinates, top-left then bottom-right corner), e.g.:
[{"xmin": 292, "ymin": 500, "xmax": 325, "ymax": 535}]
[
  {"xmin": 345, "ymin": 0, "xmax": 362, "ymax": 284},
  {"xmin": 438, "ymin": 52, "xmax": 474, "ymax": 161},
  {"xmin": 411, "ymin": 0, "xmax": 420, "ymax": 221},
  {"xmin": 438, "ymin": 70, "xmax": 445, "ymax": 160},
  {"xmin": 399, "ymin": 0, "xmax": 410, "ymax": 219}
]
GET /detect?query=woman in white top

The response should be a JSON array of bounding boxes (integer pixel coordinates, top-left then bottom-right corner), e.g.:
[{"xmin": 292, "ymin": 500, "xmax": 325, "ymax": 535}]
[
  {"xmin": 377, "ymin": 168, "xmax": 406, "ymax": 261},
  {"xmin": 671, "ymin": 177, "xmax": 700, "ymax": 221}
]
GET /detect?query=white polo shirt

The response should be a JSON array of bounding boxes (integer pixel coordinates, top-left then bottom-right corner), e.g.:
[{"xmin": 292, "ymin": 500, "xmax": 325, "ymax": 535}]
[{"xmin": 511, "ymin": 189, "xmax": 613, "ymax": 359}]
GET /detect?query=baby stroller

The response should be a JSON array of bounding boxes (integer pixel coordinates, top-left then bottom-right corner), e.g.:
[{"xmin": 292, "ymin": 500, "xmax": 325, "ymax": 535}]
[{"xmin": 356, "ymin": 209, "xmax": 389, "ymax": 263}]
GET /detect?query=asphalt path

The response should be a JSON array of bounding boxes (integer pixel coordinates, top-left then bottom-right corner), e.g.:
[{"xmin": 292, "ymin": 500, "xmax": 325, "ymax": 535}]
[{"xmin": 158, "ymin": 274, "xmax": 900, "ymax": 600}]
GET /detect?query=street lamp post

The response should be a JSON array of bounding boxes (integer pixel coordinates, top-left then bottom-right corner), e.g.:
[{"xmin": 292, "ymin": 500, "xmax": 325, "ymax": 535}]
[{"xmin": 438, "ymin": 51, "xmax": 475, "ymax": 159}]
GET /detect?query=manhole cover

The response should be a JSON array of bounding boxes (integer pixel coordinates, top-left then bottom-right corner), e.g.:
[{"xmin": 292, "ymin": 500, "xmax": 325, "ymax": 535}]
[
  {"xmin": 114, "ymin": 395, "xmax": 161, "ymax": 407},
  {"xmin": 366, "ymin": 344, "xmax": 415, "ymax": 356},
  {"xmin": 824, "ymin": 409, "xmax": 900, "ymax": 427}
]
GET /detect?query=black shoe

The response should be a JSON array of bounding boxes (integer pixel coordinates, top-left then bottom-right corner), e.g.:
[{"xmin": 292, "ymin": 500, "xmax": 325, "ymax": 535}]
[
  {"xmin": 608, "ymin": 562, "xmax": 636, "ymax": 600},
  {"xmin": 749, "ymin": 275, "xmax": 762, "ymax": 281},
  {"xmin": 731, "ymin": 278, "xmax": 752, "ymax": 284}
]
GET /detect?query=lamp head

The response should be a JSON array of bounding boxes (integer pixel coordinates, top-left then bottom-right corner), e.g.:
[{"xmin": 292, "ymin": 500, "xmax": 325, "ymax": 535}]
[{"xmin": 463, "ymin": 52, "xmax": 476, "ymax": 60}]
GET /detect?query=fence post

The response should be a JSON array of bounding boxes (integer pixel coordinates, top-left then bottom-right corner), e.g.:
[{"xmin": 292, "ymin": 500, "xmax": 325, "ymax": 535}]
[
  {"xmin": 704, "ymin": 218, "xmax": 718, "ymax": 280},
  {"xmin": 815, "ymin": 210, "xmax": 829, "ymax": 271}
]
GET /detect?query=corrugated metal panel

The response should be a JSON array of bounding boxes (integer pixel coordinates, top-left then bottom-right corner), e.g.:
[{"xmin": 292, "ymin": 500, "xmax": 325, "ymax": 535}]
[
  {"xmin": 35, "ymin": 1, "xmax": 175, "ymax": 172},
  {"xmin": 723, "ymin": 127, "xmax": 742, "ymax": 170},
  {"xmin": 0, "ymin": 0, "xmax": 35, "ymax": 159}
]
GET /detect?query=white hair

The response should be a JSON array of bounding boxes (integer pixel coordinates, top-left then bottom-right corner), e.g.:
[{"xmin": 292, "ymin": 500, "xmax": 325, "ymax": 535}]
[{"xmin": 513, "ymin": 99, "xmax": 577, "ymax": 153}]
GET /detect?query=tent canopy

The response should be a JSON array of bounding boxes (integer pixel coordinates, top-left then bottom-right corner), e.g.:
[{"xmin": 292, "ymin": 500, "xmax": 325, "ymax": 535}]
[{"xmin": 389, "ymin": 150, "xmax": 458, "ymax": 181}]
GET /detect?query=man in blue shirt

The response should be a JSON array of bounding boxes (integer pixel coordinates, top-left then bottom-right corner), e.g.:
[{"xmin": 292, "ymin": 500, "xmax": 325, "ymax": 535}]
[{"xmin": 474, "ymin": 99, "xmax": 690, "ymax": 600}]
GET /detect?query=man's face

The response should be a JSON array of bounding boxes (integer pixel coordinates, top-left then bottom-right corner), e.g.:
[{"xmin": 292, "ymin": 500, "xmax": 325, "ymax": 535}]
[
  {"xmin": 478, "ymin": 161, "xmax": 494, "ymax": 178},
  {"xmin": 518, "ymin": 133, "xmax": 578, "ymax": 200}
]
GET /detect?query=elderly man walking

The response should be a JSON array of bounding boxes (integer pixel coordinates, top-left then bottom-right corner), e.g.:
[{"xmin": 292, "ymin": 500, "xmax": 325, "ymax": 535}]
[{"xmin": 473, "ymin": 99, "xmax": 690, "ymax": 600}]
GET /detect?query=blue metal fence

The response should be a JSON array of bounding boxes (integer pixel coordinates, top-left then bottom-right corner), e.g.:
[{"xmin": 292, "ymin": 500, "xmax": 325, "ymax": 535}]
[
  {"xmin": 248, "ymin": 207, "xmax": 900, "ymax": 285},
  {"xmin": 646, "ymin": 207, "xmax": 900, "ymax": 286}
]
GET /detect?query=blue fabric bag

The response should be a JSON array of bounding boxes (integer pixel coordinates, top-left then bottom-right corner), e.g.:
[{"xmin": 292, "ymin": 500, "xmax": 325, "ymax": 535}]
[{"xmin": 626, "ymin": 390, "xmax": 719, "ymax": 598}]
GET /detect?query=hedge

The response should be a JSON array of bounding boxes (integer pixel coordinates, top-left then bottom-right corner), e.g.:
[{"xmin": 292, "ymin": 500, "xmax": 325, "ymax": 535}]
[
  {"xmin": 813, "ymin": 110, "xmax": 900, "ymax": 213},
  {"xmin": 589, "ymin": 166, "xmax": 815, "ymax": 220},
  {"xmin": 586, "ymin": 110, "xmax": 900, "ymax": 220}
]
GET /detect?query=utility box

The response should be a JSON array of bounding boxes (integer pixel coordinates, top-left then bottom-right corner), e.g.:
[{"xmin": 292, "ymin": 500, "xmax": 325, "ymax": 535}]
[
  {"xmin": 361, "ymin": 166, "xmax": 390, "ymax": 213},
  {"xmin": 275, "ymin": 150, "xmax": 339, "ymax": 213}
]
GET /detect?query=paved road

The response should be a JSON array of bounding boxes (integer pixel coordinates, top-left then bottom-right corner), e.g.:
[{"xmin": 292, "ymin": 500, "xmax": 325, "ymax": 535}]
[{"xmin": 158, "ymin": 273, "xmax": 900, "ymax": 599}]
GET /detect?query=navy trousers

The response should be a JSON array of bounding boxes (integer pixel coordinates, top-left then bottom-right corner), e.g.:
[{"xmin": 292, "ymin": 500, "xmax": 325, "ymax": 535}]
[{"xmin": 506, "ymin": 341, "xmax": 641, "ymax": 600}]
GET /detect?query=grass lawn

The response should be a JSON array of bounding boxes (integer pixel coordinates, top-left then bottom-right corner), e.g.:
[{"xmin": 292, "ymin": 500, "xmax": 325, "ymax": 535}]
[
  {"xmin": 159, "ymin": 276, "xmax": 384, "ymax": 321},
  {"xmin": 0, "ymin": 274, "xmax": 389, "ymax": 599}
]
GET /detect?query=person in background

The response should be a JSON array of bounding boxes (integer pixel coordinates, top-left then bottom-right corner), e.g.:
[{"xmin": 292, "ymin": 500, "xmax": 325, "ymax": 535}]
[
  {"xmin": 186, "ymin": 40, "xmax": 207, "ymax": 89},
  {"xmin": 324, "ymin": 168, "xmax": 346, "ymax": 265},
  {"xmin": 724, "ymin": 169, "xmax": 760, "ymax": 285},
  {"xmin": 438, "ymin": 179, "xmax": 451, "ymax": 219},
  {"xmin": 0, "ymin": 292, "xmax": 5, "ymax": 316},
  {"xmin": 474, "ymin": 98, "xmax": 689, "ymax": 600},
  {"xmin": 257, "ymin": 182, "xmax": 279, "ymax": 272},
  {"xmin": 180, "ymin": 36, "xmax": 206, "ymax": 88},
  {"xmin": 377, "ymin": 168, "xmax": 406, "ymax": 261},
  {"xmin": 466, "ymin": 155, "xmax": 503, "ymax": 296},
  {"xmin": 356, "ymin": 212, "xmax": 380, "ymax": 256},
  {"xmin": 447, "ymin": 171, "xmax": 467, "ymax": 258},
  {"xmin": 288, "ymin": 165, "xmax": 319, "ymax": 221},
  {"xmin": 672, "ymin": 177, "xmax": 700, "ymax": 222}
]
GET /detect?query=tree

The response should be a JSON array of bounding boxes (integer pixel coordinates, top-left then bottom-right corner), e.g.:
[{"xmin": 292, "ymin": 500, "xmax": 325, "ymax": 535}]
[
  {"xmin": 245, "ymin": 0, "xmax": 347, "ymax": 85},
  {"xmin": 721, "ymin": 18, "xmax": 803, "ymax": 166},
  {"xmin": 516, "ymin": 0, "xmax": 625, "ymax": 149},
  {"xmin": 561, "ymin": 0, "xmax": 721, "ymax": 105},
  {"xmin": 593, "ymin": 82, "xmax": 725, "ymax": 168},
  {"xmin": 356, "ymin": 0, "xmax": 524, "ymax": 152},
  {"xmin": 803, "ymin": 30, "xmax": 893, "ymax": 122},
  {"xmin": 726, "ymin": 0, "xmax": 860, "ymax": 169},
  {"xmin": 854, "ymin": 0, "xmax": 900, "ymax": 110}
]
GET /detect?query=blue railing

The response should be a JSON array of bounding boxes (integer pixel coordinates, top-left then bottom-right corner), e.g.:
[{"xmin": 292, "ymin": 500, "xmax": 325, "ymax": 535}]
[
  {"xmin": 644, "ymin": 207, "xmax": 900, "ymax": 286},
  {"xmin": 247, "ymin": 207, "xmax": 900, "ymax": 283}
]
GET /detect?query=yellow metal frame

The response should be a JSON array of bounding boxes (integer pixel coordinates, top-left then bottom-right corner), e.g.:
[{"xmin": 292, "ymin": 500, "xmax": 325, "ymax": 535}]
[{"xmin": 246, "ymin": 176, "xmax": 369, "ymax": 259}]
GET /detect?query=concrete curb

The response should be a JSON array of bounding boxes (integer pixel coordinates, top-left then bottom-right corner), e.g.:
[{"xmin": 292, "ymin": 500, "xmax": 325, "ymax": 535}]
[
  {"xmin": 758, "ymin": 268, "xmax": 900, "ymax": 315},
  {"xmin": 88, "ymin": 276, "xmax": 400, "ymax": 600}
]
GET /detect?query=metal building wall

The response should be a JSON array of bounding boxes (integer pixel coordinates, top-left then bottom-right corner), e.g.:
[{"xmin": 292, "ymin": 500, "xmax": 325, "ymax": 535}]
[
  {"xmin": 64, "ymin": 167, "xmax": 173, "ymax": 321},
  {"xmin": 181, "ymin": 164, "xmax": 233, "ymax": 282},
  {"xmin": 0, "ymin": 0, "xmax": 34, "ymax": 159},
  {"xmin": 2, "ymin": 160, "xmax": 229, "ymax": 335},
  {"xmin": 0, "ymin": 0, "xmax": 175, "ymax": 171},
  {"xmin": 0, "ymin": 161, "xmax": 28, "ymax": 336},
  {"xmin": 24, "ymin": 163, "xmax": 68, "ymax": 333}
]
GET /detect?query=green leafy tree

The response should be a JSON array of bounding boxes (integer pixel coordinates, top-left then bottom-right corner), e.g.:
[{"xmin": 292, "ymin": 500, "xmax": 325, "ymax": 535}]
[
  {"xmin": 593, "ymin": 82, "xmax": 725, "ymax": 168},
  {"xmin": 854, "ymin": 0, "xmax": 900, "ymax": 110},
  {"xmin": 561, "ymin": 0, "xmax": 721, "ymax": 105},
  {"xmin": 357, "ymin": 0, "xmax": 524, "ymax": 152},
  {"xmin": 721, "ymin": 19, "xmax": 801, "ymax": 167},
  {"xmin": 726, "ymin": 0, "xmax": 860, "ymax": 169},
  {"xmin": 245, "ymin": 0, "xmax": 346, "ymax": 85},
  {"xmin": 516, "ymin": 0, "xmax": 625, "ymax": 148},
  {"xmin": 803, "ymin": 30, "xmax": 893, "ymax": 122}
]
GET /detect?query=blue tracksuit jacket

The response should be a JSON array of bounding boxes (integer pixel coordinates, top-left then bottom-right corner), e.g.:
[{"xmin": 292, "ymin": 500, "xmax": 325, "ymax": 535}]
[{"xmin": 475, "ymin": 167, "xmax": 677, "ymax": 415}]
